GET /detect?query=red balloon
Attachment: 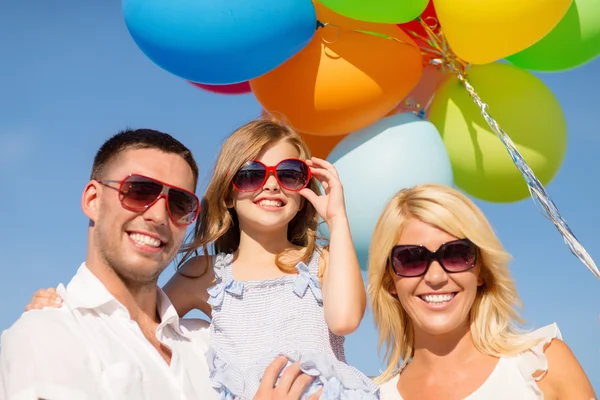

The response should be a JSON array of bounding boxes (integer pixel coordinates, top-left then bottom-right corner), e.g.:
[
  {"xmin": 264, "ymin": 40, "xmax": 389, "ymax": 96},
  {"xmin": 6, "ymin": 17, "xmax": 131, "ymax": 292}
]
[
  {"xmin": 189, "ymin": 81, "xmax": 251, "ymax": 95},
  {"xmin": 398, "ymin": 1, "xmax": 438, "ymax": 59}
]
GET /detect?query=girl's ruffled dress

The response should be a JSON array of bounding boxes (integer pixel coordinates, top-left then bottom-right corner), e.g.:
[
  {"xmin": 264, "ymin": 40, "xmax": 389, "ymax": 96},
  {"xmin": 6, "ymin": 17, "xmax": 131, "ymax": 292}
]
[{"xmin": 206, "ymin": 251, "xmax": 379, "ymax": 400}]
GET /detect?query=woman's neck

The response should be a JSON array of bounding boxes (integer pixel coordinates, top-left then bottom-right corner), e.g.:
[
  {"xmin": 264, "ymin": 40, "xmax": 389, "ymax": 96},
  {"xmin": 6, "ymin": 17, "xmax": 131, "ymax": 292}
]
[{"xmin": 410, "ymin": 322, "xmax": 481, "ymax": 370}]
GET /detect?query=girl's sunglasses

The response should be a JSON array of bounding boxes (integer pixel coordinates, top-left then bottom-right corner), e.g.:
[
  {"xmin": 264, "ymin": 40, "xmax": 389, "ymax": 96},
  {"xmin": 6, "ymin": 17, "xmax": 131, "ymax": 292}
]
[
  {"xmin": 232, "ymin": 158, "xmax": 312, "ymax": 192},
  {"xmin": 97, "ymin": 174, "xmax": 200, "ymax": 226},
  {"xmin": 390, "ymin": 239, "xmax": 478, "ymax": 277}
]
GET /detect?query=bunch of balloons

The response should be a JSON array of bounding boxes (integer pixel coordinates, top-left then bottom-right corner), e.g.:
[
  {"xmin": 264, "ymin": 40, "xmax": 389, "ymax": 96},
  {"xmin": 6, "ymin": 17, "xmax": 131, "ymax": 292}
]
[{"xmin": 122, "ymin": 0, "xmax": 600, "ymax": 270}]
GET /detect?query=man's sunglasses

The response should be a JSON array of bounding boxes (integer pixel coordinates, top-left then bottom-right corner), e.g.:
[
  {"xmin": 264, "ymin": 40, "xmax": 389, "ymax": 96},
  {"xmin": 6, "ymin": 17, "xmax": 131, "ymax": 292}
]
[
  {"xmin": 390, "ymin": 239, "xmax": 478, "ymax": 278},
  {"xmin": 97, "ymin": 174, "xmax": 200, "ymax": 226},
  {"xmin": 232, "ymin": 158, "xmax": 312, "ymax": 192}
]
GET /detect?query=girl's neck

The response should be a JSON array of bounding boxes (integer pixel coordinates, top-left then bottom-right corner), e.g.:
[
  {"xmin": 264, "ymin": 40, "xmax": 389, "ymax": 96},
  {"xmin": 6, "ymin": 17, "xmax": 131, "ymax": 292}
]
[
  {"xmin": 410, "ymin": 321, "xmax": 481, "ymax": 371},
  {"xmin": 235, "ymin": 225, "xmax": 297, "ymax": 265}
]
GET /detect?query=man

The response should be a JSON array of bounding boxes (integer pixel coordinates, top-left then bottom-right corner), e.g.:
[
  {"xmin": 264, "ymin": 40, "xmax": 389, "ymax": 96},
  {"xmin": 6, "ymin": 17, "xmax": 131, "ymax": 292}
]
[{"xmin": 0, "ymin": 129, "xmax": 318, "ymax": 400}]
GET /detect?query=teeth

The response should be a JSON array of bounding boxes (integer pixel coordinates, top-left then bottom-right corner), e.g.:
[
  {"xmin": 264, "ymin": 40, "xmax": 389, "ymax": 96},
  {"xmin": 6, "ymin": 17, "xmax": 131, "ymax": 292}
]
[
  {"xmin": 258, "ymin": 199, "xmax": 283, "ymax": 207},
  {"xmin": 421, "ymin": 293, "xmax": 455, "ymax": 304},
  {"xmin": 130, "ymin": 233, "xmax": 161, "ymax": 248}
]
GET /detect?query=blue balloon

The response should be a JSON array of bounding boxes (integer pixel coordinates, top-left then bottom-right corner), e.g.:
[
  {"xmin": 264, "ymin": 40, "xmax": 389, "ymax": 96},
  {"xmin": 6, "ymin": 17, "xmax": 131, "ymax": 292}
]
[
  {"xmin": 122, "ymin": 0, "xmax": 317, "ymax": 84},
  {"xmin": 321, "ymin": 113, "xmax": 454, "ymax": 270}
]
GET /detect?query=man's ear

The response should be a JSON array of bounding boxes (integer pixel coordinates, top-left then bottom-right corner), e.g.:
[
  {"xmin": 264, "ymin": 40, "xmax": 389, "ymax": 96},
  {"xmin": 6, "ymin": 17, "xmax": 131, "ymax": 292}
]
[{"xmin": 82, "ymin": 181, "xmax": 101, "ymax": 223}]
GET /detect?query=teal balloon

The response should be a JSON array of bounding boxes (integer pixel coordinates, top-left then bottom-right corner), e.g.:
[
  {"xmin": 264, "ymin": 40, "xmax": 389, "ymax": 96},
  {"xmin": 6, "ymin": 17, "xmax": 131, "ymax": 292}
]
[{"xmin": 320, "ymin": 113, "xmax": 454, "ymax": 271}]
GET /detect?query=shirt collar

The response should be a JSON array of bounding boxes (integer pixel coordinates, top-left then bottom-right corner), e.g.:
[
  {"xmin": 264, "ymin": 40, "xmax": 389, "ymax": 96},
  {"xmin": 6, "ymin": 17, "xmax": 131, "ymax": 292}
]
[{"xmin": 61, "ymin": 263, "xmax": 188, "ymax": 337}]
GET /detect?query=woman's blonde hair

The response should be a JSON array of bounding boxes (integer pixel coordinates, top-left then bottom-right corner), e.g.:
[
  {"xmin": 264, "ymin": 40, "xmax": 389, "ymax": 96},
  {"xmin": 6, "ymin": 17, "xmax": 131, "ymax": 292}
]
[
  {"xmin": 179, "ymin": 118, "xmax": 323, "ymax": 276},
  {"xmin": 368, "ymin": 184, "xmax": 535, "ymax": 383}
]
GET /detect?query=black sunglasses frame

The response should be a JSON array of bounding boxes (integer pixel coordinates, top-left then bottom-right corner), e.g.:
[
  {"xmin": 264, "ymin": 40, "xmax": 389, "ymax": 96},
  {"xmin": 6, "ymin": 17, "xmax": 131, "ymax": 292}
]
[{"xmin": 390, "ymin": 238, "xmax": 479, "ymax": 278}]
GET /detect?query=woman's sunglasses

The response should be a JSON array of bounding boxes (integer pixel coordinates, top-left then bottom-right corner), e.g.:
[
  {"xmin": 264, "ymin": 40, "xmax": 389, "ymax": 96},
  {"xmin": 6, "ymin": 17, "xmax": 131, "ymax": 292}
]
[
  {"xmin": 97, "ymin": 174, "xmax": 200, "ymax": 226},
  {"xmin": 390, "ymin": 239, "xmax": 478, "ymax": 277},
  {"xmin": 232, "ymin": 158, "xmax": 312, "ymax": 192}
]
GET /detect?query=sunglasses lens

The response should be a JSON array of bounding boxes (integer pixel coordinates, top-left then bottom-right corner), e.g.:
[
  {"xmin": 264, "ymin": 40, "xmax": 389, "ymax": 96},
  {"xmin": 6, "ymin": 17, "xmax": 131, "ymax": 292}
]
[
  {"xmin": 276, "ymin": 159, "xmax": 309, "ymax": 191},
  {"xmin": 120, "ymin": 176, "xmax": 163, "ymax": 210},
  {"xmin": 441, "ymin": 241, "xmax": 477, "ymax": 272},
  {"xmin": 391, "ymin": 246, "xmax": 430, "ymax": 277},
  {"xmin": 120, "ymin": 176, "xmax": 199, "ymax": 225},
  {"xmin": 233, "ymin": 161, "xmax": 266, "ymax": 191},
  {"xmin": 167, "ymin": 188, "xmax": 199, "ymax": 225}
]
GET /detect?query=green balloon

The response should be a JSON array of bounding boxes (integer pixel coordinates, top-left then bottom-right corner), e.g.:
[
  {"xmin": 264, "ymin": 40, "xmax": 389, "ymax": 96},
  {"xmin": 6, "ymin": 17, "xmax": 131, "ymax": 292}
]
[
  {"xmin": 318, "ymin": 0, "xmax": 428, "ymax": 24},
  {"xmin": 506, "ymin": 0, "xmax": 600, "ymax": 71},
  {"xmin": 428, "ymin": 63, "xmax": 567, "ymax": 203}
]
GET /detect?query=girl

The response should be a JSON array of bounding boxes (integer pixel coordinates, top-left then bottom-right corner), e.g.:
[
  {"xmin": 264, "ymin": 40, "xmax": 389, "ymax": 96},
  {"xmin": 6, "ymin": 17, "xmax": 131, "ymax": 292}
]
[
  {"xmin": 28, "ymin": 119, "xmax": 379, "ymax": 400},
  {"xmin": 368, "ymin": 185, "xmax": 595, "ymax": 399}
]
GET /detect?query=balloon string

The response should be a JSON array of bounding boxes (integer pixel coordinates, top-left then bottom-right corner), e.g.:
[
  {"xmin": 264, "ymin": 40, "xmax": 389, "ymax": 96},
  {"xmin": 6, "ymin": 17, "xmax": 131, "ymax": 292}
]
[{"xmin": 414, "ymin": 19, "xmax": 600, "ymax": 279}]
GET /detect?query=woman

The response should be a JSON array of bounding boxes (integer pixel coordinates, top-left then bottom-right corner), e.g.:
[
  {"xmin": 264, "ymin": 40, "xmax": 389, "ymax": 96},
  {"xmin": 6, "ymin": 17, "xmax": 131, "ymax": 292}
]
[{"xmin": 368, "ymin": 184, "xmax": 595, "ymax": 399}]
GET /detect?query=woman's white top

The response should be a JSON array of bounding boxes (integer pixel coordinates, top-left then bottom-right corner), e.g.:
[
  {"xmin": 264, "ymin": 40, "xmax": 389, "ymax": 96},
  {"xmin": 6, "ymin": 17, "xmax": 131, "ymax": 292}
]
[{"xmin": 379, "ymin": 324, "xmax": 561, "ymax": 400}]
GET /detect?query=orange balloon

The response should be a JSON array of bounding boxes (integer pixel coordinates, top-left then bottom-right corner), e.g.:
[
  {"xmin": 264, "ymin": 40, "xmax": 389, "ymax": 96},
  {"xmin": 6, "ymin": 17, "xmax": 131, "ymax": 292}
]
[
  {"xmin": 260, "ymin": 109, "xmax": 346, "ymax": 159},
  {"xmin": 299, "ymin": 132, "xmax": 347, "ymax": 159},
  {"xmin": 250, "ymin": 1, "xmax": 423, "ymax": 136}
]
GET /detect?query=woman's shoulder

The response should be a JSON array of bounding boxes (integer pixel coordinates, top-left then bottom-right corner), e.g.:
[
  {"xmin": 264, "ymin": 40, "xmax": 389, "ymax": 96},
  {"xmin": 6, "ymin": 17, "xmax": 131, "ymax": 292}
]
[
  {"xmin": 512, "ymin": 323, "xmax": 561, "ymax": 377},
  {"xmin": 521, "ymin": 323, "xmax": 595, "ymax": 399}
]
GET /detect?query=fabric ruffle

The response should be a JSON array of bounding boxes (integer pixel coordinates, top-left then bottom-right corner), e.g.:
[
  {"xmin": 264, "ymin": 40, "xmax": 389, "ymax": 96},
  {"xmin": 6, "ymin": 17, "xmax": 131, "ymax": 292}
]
[
  {"xmin": 207, "ymin": 347, "xmax": 379, "ymax": 400},
  {"xmin": 516, "ymin": 323, "xmax": 562, "ymax": 398}
]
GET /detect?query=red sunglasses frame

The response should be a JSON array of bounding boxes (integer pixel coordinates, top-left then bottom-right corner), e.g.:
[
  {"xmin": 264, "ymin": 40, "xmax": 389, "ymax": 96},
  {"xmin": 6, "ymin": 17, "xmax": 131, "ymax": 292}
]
[
  {"xmin": 231, "ymin": 158, "xmax": 313, "ymax": 193},
  {"xmin": 96, "ymin": 174, "xmax": 200, "ymax": 226}
]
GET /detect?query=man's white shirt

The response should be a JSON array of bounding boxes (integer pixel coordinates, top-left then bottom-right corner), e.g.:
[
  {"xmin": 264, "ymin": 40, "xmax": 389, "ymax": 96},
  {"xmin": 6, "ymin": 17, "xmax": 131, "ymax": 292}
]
[{"xmin": 0, "ymin": 263, "xmax": 219, "ymax": 400}]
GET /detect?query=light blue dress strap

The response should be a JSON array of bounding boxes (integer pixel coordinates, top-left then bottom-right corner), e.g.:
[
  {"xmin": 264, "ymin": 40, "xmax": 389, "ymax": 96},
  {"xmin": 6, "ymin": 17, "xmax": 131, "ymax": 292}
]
[
  {"xmin": 307, "ymin": 248, "xmax": 322, "ymax": 276},
  {"xmin": 207, "ymin": 253, "xmax": 243, "ymax": 309}
]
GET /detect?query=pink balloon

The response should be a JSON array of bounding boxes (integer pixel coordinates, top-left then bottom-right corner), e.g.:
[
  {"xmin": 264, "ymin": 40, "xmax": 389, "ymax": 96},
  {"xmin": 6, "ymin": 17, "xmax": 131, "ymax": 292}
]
[
  {"xmin": 388, "ymin": 65, "xmax": 447, "ymax": 118},
  {"xmin": 189, "ymin": 81, "xmax": 251, "ymax": 95}
]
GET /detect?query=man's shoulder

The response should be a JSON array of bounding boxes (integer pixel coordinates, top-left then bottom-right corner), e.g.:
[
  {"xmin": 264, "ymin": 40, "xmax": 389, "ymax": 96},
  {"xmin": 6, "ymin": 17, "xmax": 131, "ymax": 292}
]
[
  {"xmin": 179, "ymin": 317, "xmax": 210, "ymax": 331},
  {"xmin": 179, "ymin": 318, "xmax": 211, "ymax": 348},
  {"xmin": 1, "ymin": 307, "xmax": 80, "ymax": 346}
]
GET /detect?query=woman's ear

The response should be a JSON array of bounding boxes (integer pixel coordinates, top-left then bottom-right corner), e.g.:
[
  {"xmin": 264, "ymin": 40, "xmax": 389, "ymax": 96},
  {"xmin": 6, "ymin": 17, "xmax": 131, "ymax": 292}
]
[{"xmin": 387, "ymin": 275, "xmax": 397, "ymax": 295}]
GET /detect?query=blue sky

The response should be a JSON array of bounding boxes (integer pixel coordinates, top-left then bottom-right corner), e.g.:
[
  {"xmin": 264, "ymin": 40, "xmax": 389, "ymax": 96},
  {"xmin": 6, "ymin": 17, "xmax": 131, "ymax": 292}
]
[{"xmin": 1, "ymin": 0, "xmax": 598, "ymax": 391}]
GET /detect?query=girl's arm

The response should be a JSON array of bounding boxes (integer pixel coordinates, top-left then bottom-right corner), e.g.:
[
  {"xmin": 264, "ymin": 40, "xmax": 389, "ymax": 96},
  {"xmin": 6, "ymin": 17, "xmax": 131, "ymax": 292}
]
[
  {"xmin": 300, "ymin": 157, "xmax": 366, "ymax": 337},
  {"xmin": 163, "ymin": 255, "xmax": 214, "ymax": 318},
  {"xmin": 319, "ymin": 216, "xmax": 366, "ymax": 337}
]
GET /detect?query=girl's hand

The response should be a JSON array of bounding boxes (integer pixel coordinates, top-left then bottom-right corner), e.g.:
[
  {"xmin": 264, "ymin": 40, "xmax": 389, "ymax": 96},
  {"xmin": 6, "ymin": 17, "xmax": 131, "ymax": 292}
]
[
  {"xmin": 24, "ymin": 287, "xmax": 63, "ymax": 311},
  {"xmin": 299, "ymin": 157, "xmax": 348, "ymax": 225}
]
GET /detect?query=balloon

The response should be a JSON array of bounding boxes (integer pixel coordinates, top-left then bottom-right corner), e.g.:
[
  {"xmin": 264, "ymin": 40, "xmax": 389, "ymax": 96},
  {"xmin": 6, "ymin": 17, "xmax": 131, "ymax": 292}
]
[
  {"xmin": 250, "ymin": 2, "xmax": 423, "ymax": 136},
  {"xmin": 318, "ymin": 0, "xmax": 428, "ymax": 24},
  {"xmin": 321, "ymin": 113, "xmax": 454, "ymax": 269},
  {"xmin": 122, "ymin": 0, "xmax": 317, "ymax": 84},
  {"xmin": 433, "ymin": 0, "xmax": 573, "ymax": 64},
  {"xmin": 259, "ymin": 110, "xmax": 346, "ymax": 159},
  {"xmin": 398, "ymin": 1, "xmax": 438, "ymax": 50},
  {"xmin": 506, "ymin": 0, "xmax": 600, "ymax": 72},
  {"xmin": 301, "ymin": 132, "xmax": 347, "ymax": 159},
  {"xmin": 190, "ymin": 81, "xmax": 251, "ymax": 95},
  {"xmin": 388, "ymin": 64, "xmax": 448, "ymax": 118},
  {"xmin": 397, "ymin": 1, "xmax": 439, "ymax": 65},
  {"xmin": 428, "ymin": 62, "xmax": 567, "ymax": 203}
]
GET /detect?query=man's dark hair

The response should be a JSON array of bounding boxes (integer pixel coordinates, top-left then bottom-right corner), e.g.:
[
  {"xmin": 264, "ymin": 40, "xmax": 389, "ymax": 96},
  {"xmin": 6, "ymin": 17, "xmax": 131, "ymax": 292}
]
[{"xmin": 91, "ymin": 128, "xmax": 199, "ymax": 188}]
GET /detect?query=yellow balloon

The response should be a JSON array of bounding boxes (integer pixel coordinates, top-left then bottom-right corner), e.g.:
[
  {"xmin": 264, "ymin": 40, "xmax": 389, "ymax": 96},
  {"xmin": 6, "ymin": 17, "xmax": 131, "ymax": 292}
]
[
  {"xmin": 428, "ymin": 62, "xmax": 567, "ymax": 203},
  {"xmin": 433, "ymin": 0, "xmax": 573, "ymax": 64}
]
